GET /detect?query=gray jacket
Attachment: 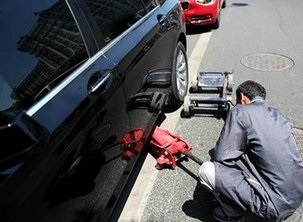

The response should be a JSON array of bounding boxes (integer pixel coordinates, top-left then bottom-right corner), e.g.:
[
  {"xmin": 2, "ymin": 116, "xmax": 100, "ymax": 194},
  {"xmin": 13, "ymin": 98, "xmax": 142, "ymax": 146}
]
[{"xmin": 213, "ymin": 97, "xmax": 303, "ymax": 218}]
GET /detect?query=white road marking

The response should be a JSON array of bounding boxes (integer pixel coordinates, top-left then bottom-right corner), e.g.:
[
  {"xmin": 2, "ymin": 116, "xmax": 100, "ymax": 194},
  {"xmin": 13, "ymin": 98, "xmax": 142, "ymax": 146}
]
[{"xmin": 188, "ymin": 32, "xmax": 213, "ymax": 82}]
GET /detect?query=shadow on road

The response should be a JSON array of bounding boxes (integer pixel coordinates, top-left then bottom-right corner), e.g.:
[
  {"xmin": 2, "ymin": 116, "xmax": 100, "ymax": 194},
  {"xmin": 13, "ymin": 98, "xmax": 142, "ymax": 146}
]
[
  {"xmin": 182, "ymin": 182, "xmax": 218, "ymax": 222},
  {"xmin": 231, "ymin": 3, "xmax": 249, "ymax": 7},
  {"xmin": 186, "ymin": 25, "xmax": 212, "ymax": 35},
  {"xmin": 182, "ymin": 182, "xmax": 276, "ymax": 222}
]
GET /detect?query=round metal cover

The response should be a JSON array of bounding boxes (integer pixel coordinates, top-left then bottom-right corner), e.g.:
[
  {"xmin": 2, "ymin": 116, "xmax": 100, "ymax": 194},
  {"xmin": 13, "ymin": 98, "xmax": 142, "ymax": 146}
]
[{"xmin": 240, "ymin": 53, "xmax": 294, "ymax": 71}]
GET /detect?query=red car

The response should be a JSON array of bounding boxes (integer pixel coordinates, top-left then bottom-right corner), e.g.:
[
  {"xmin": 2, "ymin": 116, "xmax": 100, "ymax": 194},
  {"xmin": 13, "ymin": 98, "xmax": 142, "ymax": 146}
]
[{"xmin": 179, "ymin": 0, "xmax": 226, "ymax": 28}]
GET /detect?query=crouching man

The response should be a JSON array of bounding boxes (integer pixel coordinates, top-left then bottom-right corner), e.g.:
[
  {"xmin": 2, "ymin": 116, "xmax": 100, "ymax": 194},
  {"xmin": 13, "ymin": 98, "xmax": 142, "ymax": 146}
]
[{"xmin": 199, "ymin": 80, "xmax": 303, "ymax": 222}]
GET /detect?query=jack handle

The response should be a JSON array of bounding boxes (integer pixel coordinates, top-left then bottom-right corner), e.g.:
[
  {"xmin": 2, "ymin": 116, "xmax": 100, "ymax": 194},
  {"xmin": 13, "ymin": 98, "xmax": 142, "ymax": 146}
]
[{"xmin": 184, "ymin": 152, "xmax": 204, "ymax": 165}]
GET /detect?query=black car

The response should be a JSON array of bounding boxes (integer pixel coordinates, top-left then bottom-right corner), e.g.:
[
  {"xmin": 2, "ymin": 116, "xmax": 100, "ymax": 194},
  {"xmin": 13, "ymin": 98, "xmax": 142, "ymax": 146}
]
[{"xmin": 0, "ymin": 0, "xmax": 188, "ymax": 221}]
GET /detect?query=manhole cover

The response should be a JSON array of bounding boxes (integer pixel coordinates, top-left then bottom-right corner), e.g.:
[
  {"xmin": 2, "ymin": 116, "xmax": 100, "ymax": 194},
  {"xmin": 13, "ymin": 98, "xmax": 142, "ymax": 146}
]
[
  {"xmin": 294, "ymin": 127, "xmax": 303, "ymax": 158},
  {"xmin": 241, "ymin": 53, "xmax": 294, "ymax": 71}
]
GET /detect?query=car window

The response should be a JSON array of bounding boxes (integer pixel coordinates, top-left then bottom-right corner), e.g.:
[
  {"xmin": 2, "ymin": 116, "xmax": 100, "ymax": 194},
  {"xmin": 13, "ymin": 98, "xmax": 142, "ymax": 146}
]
[
  {"xmin": 84, "ymin": 0, "xmax": 150, "ymax": 46},
  {"xmin": 141, "ymin": 0, "xmax": 159, "ymax": 12},
  {"xmin": 0, "ymin": 0, "xmax": 88, "ymax": 113}
]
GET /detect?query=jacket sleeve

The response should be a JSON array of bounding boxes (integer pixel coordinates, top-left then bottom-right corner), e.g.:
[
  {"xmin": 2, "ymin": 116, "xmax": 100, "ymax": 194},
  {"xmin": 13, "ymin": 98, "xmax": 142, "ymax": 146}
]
[{"xmin": 213, "ymin": 107, "xmax": 247, "ymax": 165}]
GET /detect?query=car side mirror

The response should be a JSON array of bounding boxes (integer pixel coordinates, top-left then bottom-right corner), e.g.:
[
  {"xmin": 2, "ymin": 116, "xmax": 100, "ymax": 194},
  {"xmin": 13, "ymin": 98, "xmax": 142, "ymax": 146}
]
[{"xmin": 0, "ymin": 112, "xmax": 50, "ymax": 170}]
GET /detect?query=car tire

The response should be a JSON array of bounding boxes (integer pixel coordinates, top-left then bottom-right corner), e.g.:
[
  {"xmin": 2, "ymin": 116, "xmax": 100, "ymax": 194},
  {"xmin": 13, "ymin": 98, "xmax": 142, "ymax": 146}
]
[
  {"xmin": 169, "ymin": 42, "xmax": 189, "ymax": 106},
  {"xmin": 213, "ymin": 14, "xmax": 220, "ymax": 29},
  {"xmin": 222, "ymin": 0, "xmax": 226, "ymax": 8}
]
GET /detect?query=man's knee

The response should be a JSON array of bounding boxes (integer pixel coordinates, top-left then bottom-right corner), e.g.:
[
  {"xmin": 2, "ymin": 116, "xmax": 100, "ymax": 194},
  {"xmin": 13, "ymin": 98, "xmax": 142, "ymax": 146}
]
[
  {"xmin": 198, "ymin": 161, "xmax": 215, "ymax": 190},
  {"xmin": 199, "ymin": 161, "xmax": 215, "ymax": 179}
]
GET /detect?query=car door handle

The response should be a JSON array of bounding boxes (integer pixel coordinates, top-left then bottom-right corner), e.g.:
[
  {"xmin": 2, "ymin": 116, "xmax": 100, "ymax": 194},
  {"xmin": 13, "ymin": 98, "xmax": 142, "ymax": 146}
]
[
  {"xmin": 157, "ymin": 14, "xmax": 168, "ymax": 26},
  {"xmin": 88, "ymin": 70, "xmax": 112, "ymax": 94}
]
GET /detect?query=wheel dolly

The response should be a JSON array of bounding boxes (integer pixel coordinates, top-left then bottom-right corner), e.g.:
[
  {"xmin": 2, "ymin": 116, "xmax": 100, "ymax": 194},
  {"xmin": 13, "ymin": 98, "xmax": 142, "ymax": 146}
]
[{"xmin": 183, "ymin": 71, "xmax": 234, "ymax": 118}]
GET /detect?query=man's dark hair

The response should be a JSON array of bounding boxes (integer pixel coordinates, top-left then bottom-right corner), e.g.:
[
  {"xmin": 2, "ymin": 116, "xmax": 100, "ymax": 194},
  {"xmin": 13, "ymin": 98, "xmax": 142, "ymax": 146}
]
[{"xmin": 236, "ymin": 80, "xmax": 266, "ymax": 100}]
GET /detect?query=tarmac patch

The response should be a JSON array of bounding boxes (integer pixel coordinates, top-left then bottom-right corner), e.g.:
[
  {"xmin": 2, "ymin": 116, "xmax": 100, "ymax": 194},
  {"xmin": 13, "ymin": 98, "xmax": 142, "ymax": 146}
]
[{"xmin": 294, "ymin": 127, "xmax": 303, "ymax": 158}]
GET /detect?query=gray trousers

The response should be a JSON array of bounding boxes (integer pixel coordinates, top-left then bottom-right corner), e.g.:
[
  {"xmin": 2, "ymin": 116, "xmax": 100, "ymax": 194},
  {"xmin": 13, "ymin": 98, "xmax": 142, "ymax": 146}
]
[
  {"xmin": 199, "ymin": 162, "xmax": 296, "ymax": 221},
  {"xmin": 198, "ymin": 161, "xmax": 244, "ymax": 217}
]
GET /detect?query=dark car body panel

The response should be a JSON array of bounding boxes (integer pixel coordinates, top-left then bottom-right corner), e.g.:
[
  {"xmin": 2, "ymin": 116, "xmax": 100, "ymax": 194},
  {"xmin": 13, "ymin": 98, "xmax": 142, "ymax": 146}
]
[{"xmin": 0, "ymin": 0, "xmax": 186, "ymax": 221}]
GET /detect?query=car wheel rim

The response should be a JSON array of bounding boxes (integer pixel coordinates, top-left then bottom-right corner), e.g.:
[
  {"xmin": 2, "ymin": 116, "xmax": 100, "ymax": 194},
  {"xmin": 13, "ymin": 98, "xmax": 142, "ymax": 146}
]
[{"xmin": 176, "ymin": 49, "xmax": 188, "ymax": 98}]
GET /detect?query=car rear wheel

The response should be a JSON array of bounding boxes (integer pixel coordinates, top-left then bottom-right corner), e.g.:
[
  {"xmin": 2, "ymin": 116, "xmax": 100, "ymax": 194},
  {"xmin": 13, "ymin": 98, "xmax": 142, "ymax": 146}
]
[{"xmin": 169, "ymin": 42, "xmax": 188, "ymax": 106}]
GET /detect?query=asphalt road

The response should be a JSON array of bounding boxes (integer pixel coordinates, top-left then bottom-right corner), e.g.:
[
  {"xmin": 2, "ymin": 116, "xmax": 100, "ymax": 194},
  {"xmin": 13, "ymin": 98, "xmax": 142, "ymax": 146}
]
[{"xmin": 119, "ymin": 0, "xmax": 303, "ymax": 221}]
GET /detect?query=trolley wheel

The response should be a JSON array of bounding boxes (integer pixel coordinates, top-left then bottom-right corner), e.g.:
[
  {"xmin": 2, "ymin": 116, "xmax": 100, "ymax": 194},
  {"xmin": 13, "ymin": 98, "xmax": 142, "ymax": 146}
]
[
  {"xmin": 226, "ymin": 93, "xmax": 233, "ymax": 103},
  {"xmin": 189, "ymin": 81, "xmax": 198, "ymax": 93},
  {"xmin": 183, "ymin": 95, "xmax": 191, "ymax": 117},
  {"xmin": 226, "ymin": 74, "xmax": 234, "ymax": 92},
  {"xmin": 225, "ymin": 102, "xmax": 231, "ymax": 112}
]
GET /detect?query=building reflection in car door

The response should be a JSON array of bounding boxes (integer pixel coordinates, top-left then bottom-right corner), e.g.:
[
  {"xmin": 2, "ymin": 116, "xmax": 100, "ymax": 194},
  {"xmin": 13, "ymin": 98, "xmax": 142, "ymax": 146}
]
[
  {"xmin": 3, "ymin": 50, "xmax": 131, "ymax": 222},
  {"xmin": 0, "ymin": 1, "xmax": 139, "ymax": 222}
]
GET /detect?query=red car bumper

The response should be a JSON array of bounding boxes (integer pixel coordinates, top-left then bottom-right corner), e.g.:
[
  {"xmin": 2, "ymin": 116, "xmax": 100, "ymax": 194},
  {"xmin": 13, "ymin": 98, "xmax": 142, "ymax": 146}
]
[{"xmin": 180, "ymin": 0, "xmax": 219, "ymax": 26}]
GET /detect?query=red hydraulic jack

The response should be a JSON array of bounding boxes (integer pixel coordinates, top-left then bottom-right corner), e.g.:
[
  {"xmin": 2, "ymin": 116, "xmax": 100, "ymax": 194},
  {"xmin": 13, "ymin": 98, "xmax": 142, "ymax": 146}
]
[
  {"xmin": 119, "ymin": 127, "xmax": 203, "ymax": 170},
  {"xmin": 148, "ymin": 126, "xmax": 203, "ymax": 170}
]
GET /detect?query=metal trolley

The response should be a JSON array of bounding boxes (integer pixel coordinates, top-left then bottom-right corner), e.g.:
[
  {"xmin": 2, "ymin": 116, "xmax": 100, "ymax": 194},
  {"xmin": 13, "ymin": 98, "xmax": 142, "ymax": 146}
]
[{"xmin": 182, "ymin": 71, "xmax": 234, "ymax": 119}]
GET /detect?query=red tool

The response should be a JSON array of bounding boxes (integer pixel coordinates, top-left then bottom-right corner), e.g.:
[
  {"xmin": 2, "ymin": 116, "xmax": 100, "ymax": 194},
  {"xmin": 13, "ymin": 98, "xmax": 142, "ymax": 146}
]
[
  {"xmin": 148, "ymin": 126, "xmax": 203, "ymax": 169},
  {"xmin": 119, "ymin": 127, "xmax": 203, "ymax": 169}
]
